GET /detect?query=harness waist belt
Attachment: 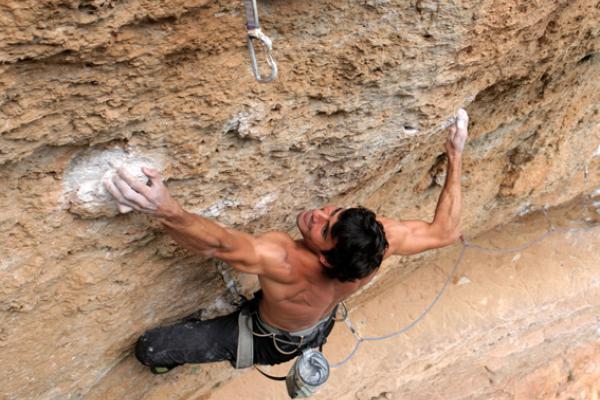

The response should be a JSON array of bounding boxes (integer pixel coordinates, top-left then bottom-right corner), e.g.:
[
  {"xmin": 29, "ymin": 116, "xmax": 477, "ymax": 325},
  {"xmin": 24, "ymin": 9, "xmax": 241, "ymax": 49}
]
[
  {"xmin": 235, "ymin": 304, "xmax": 338, "ymax": 369},
  {"xmin": 255, "ymin": 311, "xmax": 335, "ymax": 338}
]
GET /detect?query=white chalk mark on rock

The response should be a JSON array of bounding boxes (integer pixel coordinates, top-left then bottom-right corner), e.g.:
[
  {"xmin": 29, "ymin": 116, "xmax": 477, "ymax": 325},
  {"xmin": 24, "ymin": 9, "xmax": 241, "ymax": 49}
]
[
  {"xmin": 199, "ymin": 199, "xmax": 239, "ymax": 218},
  {"xmin": 223, "ymin": 103, "xmax": 269, "ymax": 141},
  {"xmin": 0, "ymin": 255, "xmax": 21, "ymax": 272},
  {"xmin": 201, "ymin": 294, "xmax": 239, "ymax": 319},
  {"xmin": 517, "ymin": 203, "xmax": 534, "ymax": 216},
  {"xmin": 62, "ymin": 148, "xmax": 164, "ymax": 218},
  {"xmin": 255, "ymin": 192, "xmax": 277, "ymax": 214},
  {"xmin": 457, "ymin": 276, "xmax": 471, "ymax": 285}
]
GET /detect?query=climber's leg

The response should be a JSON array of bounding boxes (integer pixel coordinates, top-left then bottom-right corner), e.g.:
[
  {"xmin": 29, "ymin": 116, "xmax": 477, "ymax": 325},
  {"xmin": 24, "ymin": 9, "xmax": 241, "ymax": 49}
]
[{"xmin": 135, "ymin": 310, "xmax": 239, "ymax": 373}]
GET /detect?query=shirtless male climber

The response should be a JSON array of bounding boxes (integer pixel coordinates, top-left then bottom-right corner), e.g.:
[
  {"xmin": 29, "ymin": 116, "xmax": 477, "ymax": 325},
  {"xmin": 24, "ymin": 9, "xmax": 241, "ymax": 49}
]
[{"xmin": 104, "ymin": 109, "xmax": 469, "ymax": 374}]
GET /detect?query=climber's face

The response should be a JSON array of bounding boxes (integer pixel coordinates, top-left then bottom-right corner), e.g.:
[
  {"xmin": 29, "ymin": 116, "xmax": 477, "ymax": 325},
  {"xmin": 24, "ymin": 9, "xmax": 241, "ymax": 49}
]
[{"xmin": 296, "ymin": 205, "xmax": 344, "ymax": 254}]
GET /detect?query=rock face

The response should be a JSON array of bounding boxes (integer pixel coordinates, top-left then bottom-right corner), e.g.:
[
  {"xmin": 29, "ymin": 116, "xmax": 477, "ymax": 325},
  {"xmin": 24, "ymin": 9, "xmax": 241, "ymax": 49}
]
[{"xmin": 0, "ymin": 1, "xmax": 598, "ymax": 399}]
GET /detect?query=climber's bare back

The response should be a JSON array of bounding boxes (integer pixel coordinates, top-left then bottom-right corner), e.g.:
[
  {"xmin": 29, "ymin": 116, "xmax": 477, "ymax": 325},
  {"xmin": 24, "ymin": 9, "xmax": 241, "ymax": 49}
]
[{"xmin": 255, "ymin": 234, "xmax": 373, "ymax": 331}]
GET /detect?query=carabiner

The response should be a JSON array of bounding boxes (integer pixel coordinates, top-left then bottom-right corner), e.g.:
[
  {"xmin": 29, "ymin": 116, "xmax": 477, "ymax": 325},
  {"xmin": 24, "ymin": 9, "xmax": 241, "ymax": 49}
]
[
  {"xmin": 243, "ymin": 0, "xmax": 278, "ymax": 83},
  {"xmin": 247, "ymin": 29, "xmax": 278, "ymax": 83}
]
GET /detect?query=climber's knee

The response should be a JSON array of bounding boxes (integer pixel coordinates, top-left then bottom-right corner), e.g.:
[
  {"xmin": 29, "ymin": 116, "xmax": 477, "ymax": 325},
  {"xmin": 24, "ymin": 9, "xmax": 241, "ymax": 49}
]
[
  {"xmin": 135, "ymin": 329, "xmax": 177, "ymax": 368},
  {"xmin": 135, "ymin": 332, "xmax": 156, "ymax": 366}
]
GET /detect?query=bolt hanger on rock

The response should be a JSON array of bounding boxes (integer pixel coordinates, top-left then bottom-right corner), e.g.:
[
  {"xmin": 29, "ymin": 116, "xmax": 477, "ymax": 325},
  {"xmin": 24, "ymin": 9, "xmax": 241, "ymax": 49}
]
[{"xmin": 244, "ymin": 0, "xmax": 278, "ymax": 83}]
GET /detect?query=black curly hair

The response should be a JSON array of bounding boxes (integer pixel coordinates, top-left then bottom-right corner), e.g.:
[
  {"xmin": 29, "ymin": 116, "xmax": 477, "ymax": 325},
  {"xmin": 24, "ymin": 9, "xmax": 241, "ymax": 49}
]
[{"xmin": 321, "ymin": 207, "xmax": 388, "ymax": 282}]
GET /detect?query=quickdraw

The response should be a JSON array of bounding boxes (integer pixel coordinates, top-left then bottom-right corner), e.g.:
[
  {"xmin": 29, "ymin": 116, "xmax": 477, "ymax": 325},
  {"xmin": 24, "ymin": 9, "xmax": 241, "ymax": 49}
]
[{"xmin": 243, "ymin": 0, "xmax": 278, "ymax": 83}]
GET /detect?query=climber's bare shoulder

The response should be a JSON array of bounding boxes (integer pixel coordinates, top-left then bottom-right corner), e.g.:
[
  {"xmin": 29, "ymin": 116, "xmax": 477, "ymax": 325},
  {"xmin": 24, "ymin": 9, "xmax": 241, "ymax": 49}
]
[{"xmin": 226, "ymin": 230, "xmax": 301, "ymax": 283}]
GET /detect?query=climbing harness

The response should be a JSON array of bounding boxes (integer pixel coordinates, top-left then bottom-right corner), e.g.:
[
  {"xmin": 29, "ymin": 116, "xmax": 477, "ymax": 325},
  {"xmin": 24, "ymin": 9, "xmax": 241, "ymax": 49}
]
[
  {"xmin": 243, "ymin": 0, "xmax": 278, "ymax": 83},
  {"xmin": 235, "ymin": 292, "xmax": 335, "ymax": 366},
  {"xmin": 234, "ymin": 296, "xmax": 335, "ymax": 398},
  {"xmin": 252, "ymin": 328, "xmax": 304, "ymax": 356},
  {"xmin": 250, "ymin": 311, "xmax": 333, "ymax": 398}
]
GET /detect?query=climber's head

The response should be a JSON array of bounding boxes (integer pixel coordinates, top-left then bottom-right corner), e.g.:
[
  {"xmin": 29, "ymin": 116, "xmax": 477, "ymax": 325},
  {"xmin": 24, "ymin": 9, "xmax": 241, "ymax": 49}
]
[{"xmin": 297, "ymin": 206, "xmax": 388, "ymax": 282}]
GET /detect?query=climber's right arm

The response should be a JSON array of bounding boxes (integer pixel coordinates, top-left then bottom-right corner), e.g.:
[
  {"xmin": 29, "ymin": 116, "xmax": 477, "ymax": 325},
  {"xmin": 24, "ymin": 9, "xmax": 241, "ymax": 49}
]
[
  {"xmin": 379, "ymin": 151, "xmax": 462, "ymax": 257},
  {"xmin": 379, "ymin": 109, "xmax": 469, "ymax": 257}
]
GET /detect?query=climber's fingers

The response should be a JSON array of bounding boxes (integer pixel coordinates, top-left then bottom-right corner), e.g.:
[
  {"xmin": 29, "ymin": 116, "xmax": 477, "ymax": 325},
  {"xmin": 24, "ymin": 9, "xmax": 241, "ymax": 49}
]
[
  {"xmin": 116, "ymin": 167, "xmax": 152, "ymax": 197},
  {"xmin": 446, "ymin": 109, "xmax": 469, "ymax": 154},
  {"xmin": 142, "ymin": 167, "xmax": 164, "ymax": 188},
  {"xmin": 117, "ymin": 203, "xmax": 134, "ymax": 214},
  {"xmin": 455, "ymin": 108, "xmax": 469, "ymax": 134},
  {"xmin": 111, "ymin": 175, "xmax": 156, "ymax": 211},
  {"xmin": 103, "ymin": 177, "xmax": 142, "ymax": 213},
  {"xmin": 445, "ymin": 124, "xmax": 457, "ymax": 153},
  {"xmin": 113, "ymin": 175, "xmax": 156, "ymax": 211},
  {"xmin": 447, "ymin": 122, "xmax": 457, "ymax": 137}
]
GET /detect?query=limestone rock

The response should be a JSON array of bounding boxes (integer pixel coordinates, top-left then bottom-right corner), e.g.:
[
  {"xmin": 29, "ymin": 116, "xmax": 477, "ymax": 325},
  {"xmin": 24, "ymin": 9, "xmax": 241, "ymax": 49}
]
[{"xmin": 0, "ymin": 0, "xmax": 599, "ymax": 399}]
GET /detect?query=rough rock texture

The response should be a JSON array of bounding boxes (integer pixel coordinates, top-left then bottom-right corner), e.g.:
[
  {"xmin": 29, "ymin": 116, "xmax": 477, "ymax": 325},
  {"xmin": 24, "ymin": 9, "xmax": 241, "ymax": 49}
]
[{"xmin": 0, "ymin": 0, "xmax": 599, "ymax": 399}]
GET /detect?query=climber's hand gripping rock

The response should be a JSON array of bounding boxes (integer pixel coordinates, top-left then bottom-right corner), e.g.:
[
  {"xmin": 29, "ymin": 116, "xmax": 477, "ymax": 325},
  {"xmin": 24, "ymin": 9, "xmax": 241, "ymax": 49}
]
[
  {"xmin": 104, "ymin": 167, "xmax": 183, "ymax": 219},
  {"xmin": 446, "ymin": 108, "xmax": 469, "ymax": 156}
]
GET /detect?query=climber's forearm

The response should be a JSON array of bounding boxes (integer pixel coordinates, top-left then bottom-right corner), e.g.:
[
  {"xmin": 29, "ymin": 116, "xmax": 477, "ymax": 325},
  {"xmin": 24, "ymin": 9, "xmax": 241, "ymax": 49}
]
[
  {"xmin": 159, "ymin": 209, "xmax": 262, "ymax": 270},
  {"xmin": 380, "ymin": 153, "xmax": 462, "ymax": 257},
  {"xmin": 159, "ymin": 210, "xmax": 230, "ymax": 255},
  {"xmin": 104, "ymin": 166, "xmax": 259, "ymax": 263},
  {"xmin": 380, "ymin": 110, "xmax": 468, "ymax": 257},
  {"xmin": 431, "ymin": 151, "xmax": 462, "ymax": 241}
]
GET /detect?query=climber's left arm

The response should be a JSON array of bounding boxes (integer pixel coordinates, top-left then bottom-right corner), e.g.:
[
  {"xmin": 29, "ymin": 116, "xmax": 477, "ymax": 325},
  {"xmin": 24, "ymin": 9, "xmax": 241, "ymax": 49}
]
[
  {"xmin": 103, "ymin": 167, "xmax": 259, "ymax": 265},
  {"xmin": 103, "ymin": 167, "xmax": 294, "ymax": 280}
]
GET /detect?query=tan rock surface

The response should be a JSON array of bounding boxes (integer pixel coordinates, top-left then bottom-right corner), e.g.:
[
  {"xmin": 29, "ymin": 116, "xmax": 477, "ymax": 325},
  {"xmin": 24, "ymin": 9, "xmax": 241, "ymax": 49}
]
[{"xmin": 1, "ymin": 0, "xmax": 599, "ymax": 399}]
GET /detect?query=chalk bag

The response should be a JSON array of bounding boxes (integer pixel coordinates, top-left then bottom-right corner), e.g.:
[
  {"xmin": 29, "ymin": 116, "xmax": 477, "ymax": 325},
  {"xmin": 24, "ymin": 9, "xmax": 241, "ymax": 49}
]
[{"xmin": 285, "ymin": 349, "xmax": 330, "ymax": 398}]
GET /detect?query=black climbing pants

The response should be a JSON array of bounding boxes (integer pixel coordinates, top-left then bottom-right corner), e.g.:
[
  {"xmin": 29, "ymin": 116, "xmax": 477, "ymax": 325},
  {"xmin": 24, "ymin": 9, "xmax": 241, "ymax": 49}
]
[{"xmin": 134, "ymin": 295, "xmax": 335, "ymax": 370}]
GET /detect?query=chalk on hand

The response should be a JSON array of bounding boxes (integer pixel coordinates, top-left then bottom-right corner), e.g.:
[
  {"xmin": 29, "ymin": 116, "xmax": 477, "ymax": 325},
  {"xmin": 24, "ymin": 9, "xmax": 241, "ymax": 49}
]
[{"xmin": 63, "ymin": 148, "xmax": 163, "ymax": 218}]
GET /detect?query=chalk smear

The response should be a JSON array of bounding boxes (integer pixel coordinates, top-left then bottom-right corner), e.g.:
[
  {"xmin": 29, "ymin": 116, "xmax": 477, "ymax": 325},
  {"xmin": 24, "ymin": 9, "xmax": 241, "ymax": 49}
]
[{"xmin": 63, "ymin": 147, "xmax": 164, "ymax": 218}]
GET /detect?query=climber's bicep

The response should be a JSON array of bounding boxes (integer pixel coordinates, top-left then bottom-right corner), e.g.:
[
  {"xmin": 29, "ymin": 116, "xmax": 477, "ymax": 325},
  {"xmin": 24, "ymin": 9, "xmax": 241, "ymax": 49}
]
[{"xmin": 381, "ymin": 219, "xmax": 454, "ymax": 257}]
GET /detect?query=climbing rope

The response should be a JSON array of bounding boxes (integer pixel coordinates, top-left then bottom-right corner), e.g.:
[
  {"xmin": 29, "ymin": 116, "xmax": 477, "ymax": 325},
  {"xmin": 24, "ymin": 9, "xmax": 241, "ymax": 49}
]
[{"xmin": 331, "ymin": 207, "xmax": 598, "ymax": 368}]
